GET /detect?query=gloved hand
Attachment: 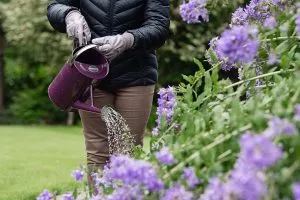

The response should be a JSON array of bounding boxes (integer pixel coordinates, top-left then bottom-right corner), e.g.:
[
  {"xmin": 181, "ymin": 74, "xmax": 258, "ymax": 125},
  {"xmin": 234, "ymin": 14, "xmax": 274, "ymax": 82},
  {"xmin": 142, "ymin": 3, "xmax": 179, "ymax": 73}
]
[
  {"xmin": 92, "ymin": 32, "xmax": 134, "ymax": 61},
  {"xmin": 65, "ymin": 10, "xmax": 91, "ymax": 46}
]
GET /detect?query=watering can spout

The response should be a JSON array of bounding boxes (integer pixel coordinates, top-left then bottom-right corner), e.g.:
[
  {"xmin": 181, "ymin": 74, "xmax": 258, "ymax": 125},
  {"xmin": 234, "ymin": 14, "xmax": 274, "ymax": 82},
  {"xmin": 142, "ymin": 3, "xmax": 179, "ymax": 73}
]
[{"xmin": 72, "ymin": 100, "xmax": 102, "ymax": 113}]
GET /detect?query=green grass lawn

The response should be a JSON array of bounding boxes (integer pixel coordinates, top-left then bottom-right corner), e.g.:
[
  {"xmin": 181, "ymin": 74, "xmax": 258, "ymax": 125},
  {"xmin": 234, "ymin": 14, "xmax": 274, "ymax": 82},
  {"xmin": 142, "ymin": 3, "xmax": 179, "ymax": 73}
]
[
  {"xmin": 0, "ymin": 125, "xmax": 86, "ymax": 200},
  {"xmin": 0, "ymin": 125, "xmax": 151, "ymax": 200}
]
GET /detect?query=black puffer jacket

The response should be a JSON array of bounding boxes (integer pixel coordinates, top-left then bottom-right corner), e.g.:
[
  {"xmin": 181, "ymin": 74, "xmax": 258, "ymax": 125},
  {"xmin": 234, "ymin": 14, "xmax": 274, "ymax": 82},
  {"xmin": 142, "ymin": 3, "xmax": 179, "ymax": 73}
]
[{"xmin": 47, "ymin": 0, "xmax": 170, "ymax": 90}]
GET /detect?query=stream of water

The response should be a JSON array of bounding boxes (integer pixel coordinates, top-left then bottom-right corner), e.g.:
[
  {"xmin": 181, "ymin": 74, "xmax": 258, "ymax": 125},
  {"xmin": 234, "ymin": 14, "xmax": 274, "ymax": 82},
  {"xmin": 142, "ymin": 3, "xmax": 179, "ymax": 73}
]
[{"xmin": 100, "ymin": 105, "xmax": 135, "ymax": 155}]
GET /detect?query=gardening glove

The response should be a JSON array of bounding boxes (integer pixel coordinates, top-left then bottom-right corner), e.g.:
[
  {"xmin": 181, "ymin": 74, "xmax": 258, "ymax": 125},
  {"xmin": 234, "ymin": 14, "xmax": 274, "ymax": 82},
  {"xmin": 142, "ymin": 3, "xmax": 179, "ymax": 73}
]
[
  {"xmin": 65, "ymin": 10, "xmax": 91, "ymax": 46},
  {"xmin": 91, "ymin": 32, "xmax": 134, "ymax": 61}
]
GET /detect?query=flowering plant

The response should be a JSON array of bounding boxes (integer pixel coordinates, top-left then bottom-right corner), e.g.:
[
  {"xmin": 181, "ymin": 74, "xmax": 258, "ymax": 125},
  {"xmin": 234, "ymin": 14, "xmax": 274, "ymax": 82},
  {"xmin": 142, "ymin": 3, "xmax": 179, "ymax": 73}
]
[{"xmin": 38, "ymin": 0, "xmax": 300, "ymax": 199}]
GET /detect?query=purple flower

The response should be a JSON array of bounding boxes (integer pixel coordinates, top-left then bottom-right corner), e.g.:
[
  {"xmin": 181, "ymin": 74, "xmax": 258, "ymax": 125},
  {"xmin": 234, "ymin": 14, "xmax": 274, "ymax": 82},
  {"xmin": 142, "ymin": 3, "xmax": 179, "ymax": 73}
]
[
  {"xmin": 103, "ymin": 155, "xmax": 163, "ymax": 192},
  {"xmin": 207, "ymin": 37, "xmax": 220, "ymax": 66},
  {"xmin": 264, "ymin": 16, "xmax": 277, "ymax": 29},
  {"xmin": 231, "ymin": 7, "xmax": 248, "ymax": 25},
  {"xmin": 36, "ymin": 189, "xmax": 53, "ymax": 200},
  {"xmin": 292, "ymin": 182, "xmax": 300, "ymax": 200},
  {"xmin": 72, "ymin": 170, "xmax": 84, "ymax": 181},
  {"xmin": 296, "ymin": 14, "xmax": 300, "ymax": 36},
  {"xmin": 91, "ymin": 173, "xmax": 102, "ymax": 186},
  {"xmin": 107, "ymin": 186, "xmax": 143, "ymax": 200},
  {"xmin": 155, "ymin": 147, "xmax": 177, "ymax": 165},
  {"xmin": 62, "ymin": 193, "xmax": 74, "ymax": 200},
  {"xmin": 272, "ymin": 0, "xmax": 293, "ymax": 10},
  {"xmin": 245, "ymin": 0, "xmax": 271, "ymax": 23},
  {"xmin": 161, "ymin": 183, "xmax": 193, "ymax": 200},
  {"xmin": 182, "ymin": 167, "xmax": 200, "ymax": 189},
  {"xmin": 231, "ymin": 0, "xmax": 291, "ymax": 26},
  {"xmin": 157, "ymin": 86, "xmax": 176, "ymax": 122},
  {"xmin": 227, "ymin": 158, "xmax": 267, "ymax": 200},
  {"xmin": 263, "ymin": 117, "xmax": 297, "ymax": 138},
  {"xmin": 267, "ymin": 53, "xmax": 278, "ymax": 65},
  {"xmin": 239, "ymin": 133, "xmax": 283, "ymax": 169},
  {"xmin": 216, "ymin": 25, "xmax": 259, "ymax": 71},
  {"xmin": 199, "ymin": 178, "xmax": 226, "ymax": 200},
  {"xmin": 294, "ymin": 104, "xmax": 300, "ymax": 121},
  {"xmin": 153, "ymin": 86, "xmax": 176, "ymax": 134},
  {"xmin": 180, "ymin": 0, "xmax": 209, "ymax": 24}
]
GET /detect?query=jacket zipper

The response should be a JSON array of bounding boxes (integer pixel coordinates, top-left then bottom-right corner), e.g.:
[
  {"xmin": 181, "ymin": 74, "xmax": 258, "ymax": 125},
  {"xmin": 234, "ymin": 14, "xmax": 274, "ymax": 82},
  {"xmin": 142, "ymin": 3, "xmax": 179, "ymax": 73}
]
[{"xmin": 108, "ymin": 0, "xmax": 115, "ymax": 34}]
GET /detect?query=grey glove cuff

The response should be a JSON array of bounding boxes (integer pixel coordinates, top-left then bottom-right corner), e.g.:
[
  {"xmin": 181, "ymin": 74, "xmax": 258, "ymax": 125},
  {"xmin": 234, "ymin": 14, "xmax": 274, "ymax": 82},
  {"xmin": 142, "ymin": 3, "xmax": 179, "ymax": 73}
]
[
  {"xmin": 65, "ymin": 10, "xmax": 82, "ymax": 23},
  {"xmin": 122, "ymin": 32, "xmax": 135, "ymax": 50}
]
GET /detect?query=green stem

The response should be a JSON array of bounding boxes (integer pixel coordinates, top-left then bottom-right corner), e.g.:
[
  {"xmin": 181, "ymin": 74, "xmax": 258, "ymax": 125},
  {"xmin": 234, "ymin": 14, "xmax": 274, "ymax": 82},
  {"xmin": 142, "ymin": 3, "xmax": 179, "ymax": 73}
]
[
  {"xmin": 224, "ymin": 69, "xmax": 295, "ymax": 90},
  {"xmin": 202, "ymin": 124, "xmax": 251, "ymax": 151},
  {"xmin": 155, "ymin": 122, "xmax": 177, "ymax": 145},
  {"xmin": 163, "ymin": 124, "xmax": 251, "ymax": 179},
  {"xmin": 190, "ymin": 63, "xmax": 220, "ymax": 88},
  {"xmin": 163, "ymin": 151, "xmax": 200, "ymax": 179},
  {"xmin": 261, "ymin": 36, "xmax": 300, "ymax": 42}
]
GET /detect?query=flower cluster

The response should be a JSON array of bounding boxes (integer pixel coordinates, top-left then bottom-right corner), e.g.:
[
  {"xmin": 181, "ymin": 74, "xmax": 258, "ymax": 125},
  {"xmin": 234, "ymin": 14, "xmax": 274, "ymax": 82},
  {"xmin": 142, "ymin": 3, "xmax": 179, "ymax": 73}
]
[
  {"xmin": 106, "ymin": 185, "xmax": 143, "ymax": 200},
  {"xmin": 62, "ymin": 193, "xmax": 74, "ymax": 200},
  {"xmin": 36, "ymin": 189, "xmax": 53, "ymax": 200},
  {"xmin": 231, "ymin": 0, "xmax": 292, "ymax": 26},
  {"xmin": 102, "ymin": 155, "xmax": 164, "ymax": 192},
  {"xmin": 200, "ymin": 110, "xmax": 299, "ymax": 200},
  {"xmin": 296, "ymin": 14, "xmax": 300, "ymax": 36},
  {"xmin": 161, "ymin": 183, "xmax": 193, "ymax": 200},
  {"xmin": 239, "ymin": 133, "xmax": 283, "ymax": 169},
  {"xmin": 182, "ymin": 167, "xmax": 201, "ymax": 189},
  {"xmin": 263, "ymin": 116, "xmax": 296, "ymax": 138},
  {"xmin": 214, "ymin": 25, "xmax": 259, "ymax": 71},
  {"xmin": 226, "ymin": 157, "xmax": 268, "ymax": 200},
  {"xmin": 179, "ymin": 0, "xmax": 209, "ymax": 24},
  {"xmin": 155, "ymin": 147, "xmax": 177, "ymax": 165},
  {"xmin": 231, "ymin": 7, "xmax": 249, "ymax": 25},
  {"xmin": 293, "ymin": 182, "xmax": 300, "ymax": 200},
  {"xmin": 226, "ymin": 131, "xmax": 283, "ymax": 199},
  {"xmin": 71, "ymin": 170, "xmax": 84, "ymax": 181},
  {"xmin": 263, "ymin": 16, "xmax": 277, "ymax": 29},
  {"xmin": 153, "ymin": 86, "xmax": 176, "ymax": 135},
  {"xmin": 295, "ymin": 104, "xmax": 300, "ymax": 121},
  {"xmin": 267, "ymin": 53, "xmax": 278, "ymax": 65},
  {"xmin": 199, "ymin": 178, "xmax": 226, "ymax": 200}
]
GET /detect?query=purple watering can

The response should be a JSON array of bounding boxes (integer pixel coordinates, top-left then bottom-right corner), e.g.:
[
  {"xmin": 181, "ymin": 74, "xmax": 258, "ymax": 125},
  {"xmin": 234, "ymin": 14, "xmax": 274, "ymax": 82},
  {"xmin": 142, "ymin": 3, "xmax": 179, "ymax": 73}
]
[{"xmin": 48, "ymin": 44, "xmax": 109, "ymax": 113}]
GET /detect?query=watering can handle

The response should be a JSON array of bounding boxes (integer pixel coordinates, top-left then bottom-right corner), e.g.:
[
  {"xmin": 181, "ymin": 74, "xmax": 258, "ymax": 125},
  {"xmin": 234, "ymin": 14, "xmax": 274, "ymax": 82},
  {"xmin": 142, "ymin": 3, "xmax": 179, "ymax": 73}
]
[{"xmin": 70, "ymin": 44, "xmax": 101, "ymax": 63}]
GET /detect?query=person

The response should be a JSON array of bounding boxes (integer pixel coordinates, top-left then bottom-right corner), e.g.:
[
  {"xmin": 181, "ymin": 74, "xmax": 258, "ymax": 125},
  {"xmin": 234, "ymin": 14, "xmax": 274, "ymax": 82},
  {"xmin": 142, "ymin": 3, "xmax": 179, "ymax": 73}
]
[{"xmin": 47, "ymin": 0, "xmax": 170, "ymax": 179}]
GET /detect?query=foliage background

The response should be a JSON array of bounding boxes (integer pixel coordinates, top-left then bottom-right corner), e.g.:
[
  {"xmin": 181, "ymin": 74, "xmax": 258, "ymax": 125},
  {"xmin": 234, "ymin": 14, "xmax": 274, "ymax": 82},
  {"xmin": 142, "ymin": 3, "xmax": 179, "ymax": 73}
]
[{"xmin": 0, "ymin": 0, "xmax": 246, "ymax": 125}]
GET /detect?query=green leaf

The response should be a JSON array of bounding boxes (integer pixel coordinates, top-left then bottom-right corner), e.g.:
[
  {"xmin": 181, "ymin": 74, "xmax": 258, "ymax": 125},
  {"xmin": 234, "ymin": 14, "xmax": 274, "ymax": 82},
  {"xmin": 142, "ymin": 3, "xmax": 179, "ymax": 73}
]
[
  {"xmin": 194, "ymin": 58, "xmax": 205, "ymax": 73},
  {"xmin": 204, "ymin": 71, "xmax": 212, "ymax": 96},
  {"xmin": 207, "ymin": 48, "xmax": 219, "ymax": 64},
  {"xmin": 275, "ymin": 40, "xmax": 290, "ymax": 55},
  {"xmin": 212, "ymin": 64, "xmax": 220, "ymax": 93},
  {"xmin": 182, "ymin": 74, "xmax": 192, "ymax": 83},
  {"xmin": 280, "ymin": 55, "xmax": 289, "ymax": 70}
]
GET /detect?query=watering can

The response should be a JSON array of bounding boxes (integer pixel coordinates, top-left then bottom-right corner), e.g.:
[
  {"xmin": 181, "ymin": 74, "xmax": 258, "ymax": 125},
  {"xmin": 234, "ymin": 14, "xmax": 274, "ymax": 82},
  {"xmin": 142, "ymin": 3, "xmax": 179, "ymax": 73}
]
[{"xmin": 48, "ymin": 44, "xmax": 109, "ymax": 113}]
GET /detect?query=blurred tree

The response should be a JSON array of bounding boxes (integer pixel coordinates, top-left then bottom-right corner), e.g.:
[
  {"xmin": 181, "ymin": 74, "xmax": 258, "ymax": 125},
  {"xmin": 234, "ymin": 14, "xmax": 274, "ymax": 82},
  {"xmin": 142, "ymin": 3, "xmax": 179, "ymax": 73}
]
[
  {"xmin": 0, "ymin": 0, "xmax": 71, "ymax": 66},
  {"xmin": 0, "ymin": 23, "xmax": 4, "ymax": 112},
  {"xmin": 0, "ymin": 0, "xmax": 73, "ymax": 123}
]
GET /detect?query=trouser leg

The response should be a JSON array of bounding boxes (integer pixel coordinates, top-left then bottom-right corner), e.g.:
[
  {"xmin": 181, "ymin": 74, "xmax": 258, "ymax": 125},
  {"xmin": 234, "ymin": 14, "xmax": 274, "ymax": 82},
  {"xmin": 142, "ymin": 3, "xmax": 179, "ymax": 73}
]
[
  {"xmin": 79, "ymin": 89, "xmax": 115, "ymax": 170},
  {"xmin": 114, "ymin": 85, "xmax": 155, "ymax": 146}
]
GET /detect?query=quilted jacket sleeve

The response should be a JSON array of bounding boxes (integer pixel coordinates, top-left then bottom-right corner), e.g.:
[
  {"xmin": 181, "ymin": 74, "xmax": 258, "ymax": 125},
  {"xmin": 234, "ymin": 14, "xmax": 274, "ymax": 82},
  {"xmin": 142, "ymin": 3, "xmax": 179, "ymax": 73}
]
[
  {"xmin": 47, "ymin": 0, "xmax": 80, "ymax": 33},
  {"xmin": 127, "ymin": 0, "xmax": 170, "ymax": 50}
]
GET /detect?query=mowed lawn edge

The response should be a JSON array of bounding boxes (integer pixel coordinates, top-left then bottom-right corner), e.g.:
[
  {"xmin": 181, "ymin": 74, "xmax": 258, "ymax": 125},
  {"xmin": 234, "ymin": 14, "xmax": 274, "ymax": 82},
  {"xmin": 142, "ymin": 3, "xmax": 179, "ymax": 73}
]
[{"xmin": 0, "ymin": 125, "xmax": 86, "ymax": 200}]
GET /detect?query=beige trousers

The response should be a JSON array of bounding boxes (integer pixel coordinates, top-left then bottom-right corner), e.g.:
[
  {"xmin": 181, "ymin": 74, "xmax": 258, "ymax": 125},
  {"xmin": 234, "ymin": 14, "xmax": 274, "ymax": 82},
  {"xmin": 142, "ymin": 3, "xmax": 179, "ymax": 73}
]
[{"xmin": 79, "ymin": 85, "xmax": 155, "ymax": 170}]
